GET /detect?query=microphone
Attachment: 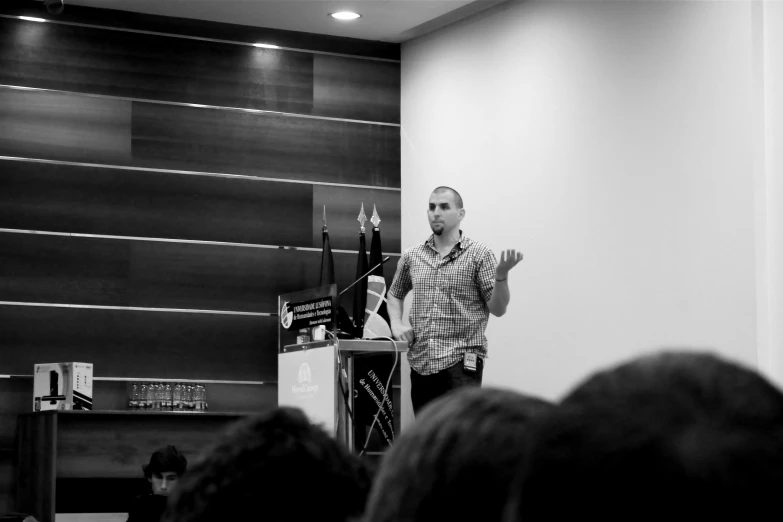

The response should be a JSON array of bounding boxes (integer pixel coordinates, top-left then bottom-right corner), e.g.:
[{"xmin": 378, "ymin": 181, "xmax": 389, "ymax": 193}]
[{"xmin": 339, "ymin": 256, "xmax": 391, "ymax": 296}]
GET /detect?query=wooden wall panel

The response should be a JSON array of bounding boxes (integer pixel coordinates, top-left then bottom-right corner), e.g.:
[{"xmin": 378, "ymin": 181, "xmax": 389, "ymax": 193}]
[
  {"xmin": 0, "ymin": 233, "xmax": 397, "ymax": 313},
  {"xmin": 312, "ymin": 185, "xmax": 402, "ymax": 252},
  {"xmin": 313, "ymin": 54, "xmax": 400, "ymax": 123},
  {"xmin": 0, "ymin": 16, "xmax": 400, "ymax": 123},
  {"xmin": 54, "ymin": 413, "xmax": 246, "ymax": 479},
  {"xmin": 0, "ymin": 18, "xmax": 317, "ymax": 118},
  {"xmin": 0, "ymin": 89, "xmax": 131, "ymax": 164},
  {"xmin": 0, "ymin": 1, "xmax": 400, "ymax": 61},
  {"xmin": 0, "ymin": 306, "xmax": 278, "ymax": 381},
  {"xmin": 0, "ymin": 0, "xmax": 400, "ymax": 513},
  {"xmin": 0, "ymin": 87, "xmax": 401, "ymax": 187},
  {"xmin": 0, "ymin": 159, "xmax": 401, "ymax": 251},
  {"xmin": 130, "ymin": 102, "xmax": 400, "ymax": 187}
]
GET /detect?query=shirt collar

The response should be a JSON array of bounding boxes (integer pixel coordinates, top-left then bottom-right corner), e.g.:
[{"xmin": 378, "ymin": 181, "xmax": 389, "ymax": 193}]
[{"xmin": 425, "ymin": 230, "xmax": 469, "ymax": 251}]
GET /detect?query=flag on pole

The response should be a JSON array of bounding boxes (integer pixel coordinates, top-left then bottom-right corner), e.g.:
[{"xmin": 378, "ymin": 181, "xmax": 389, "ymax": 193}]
[
  {"xmin": 352, "ymin": 204, "xmax": 369, "ymax": 334},
  {"xmin": 319, "ymin": 205, "xmax": 335, "ymax": 287},
  {"xmin": 363, "ymin": 205, "xmax": 391, "ymax": 338}
]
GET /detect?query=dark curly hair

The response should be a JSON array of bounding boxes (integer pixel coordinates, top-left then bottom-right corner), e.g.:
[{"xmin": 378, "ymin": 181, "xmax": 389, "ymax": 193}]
[
  {"xmin": 143, "ymin": 445, "xmax": 187, "ymax": 479},
  {"xmin": 505, "ymin": 351, "xmax": 783, "ymax": 521},
  {"xmin": 162, "ymin": 406, "xmax": 371, "ymax": 522},
  {"xmin": 364, "ymin": 387, "xmax": 552, "ymax": 522}
]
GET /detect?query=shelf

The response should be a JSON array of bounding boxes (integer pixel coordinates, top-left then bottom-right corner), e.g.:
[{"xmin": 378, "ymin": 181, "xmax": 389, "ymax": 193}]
[
  {"xmin": 1, "ymin": 374, "xmax": 276, "ymax": 385},
  {"xmin": 19, "ymin": 409, "xmax": 249, "ymax": 417}
]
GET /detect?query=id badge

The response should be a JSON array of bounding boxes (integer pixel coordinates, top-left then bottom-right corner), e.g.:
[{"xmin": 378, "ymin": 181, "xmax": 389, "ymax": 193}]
[{"xmin": 463, "ymin": 352, "xmax": 478, "ymax": 372}]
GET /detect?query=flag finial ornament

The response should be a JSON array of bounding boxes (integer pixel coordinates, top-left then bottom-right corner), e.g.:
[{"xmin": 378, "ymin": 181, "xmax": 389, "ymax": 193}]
[
  {"xmin": 322, "ymin": 205, "xmax": 327, "ymax": 232},
  {"xmin": 370, "ymin": 204, "xmax": 381, "ymax": 229},
  {"xmin": 358, "ymin": 203, "xmax": 367, "ymax": 234}
]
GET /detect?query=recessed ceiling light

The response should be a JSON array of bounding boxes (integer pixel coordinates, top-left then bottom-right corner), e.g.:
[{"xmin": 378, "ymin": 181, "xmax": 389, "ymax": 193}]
[
  {"xmin": 19, "ymin": 16, "xmax": 47, "ymax": 22},
  {"xmin": 330, "ymin": 11, "xmax": 361, "ymax": 21},
  {"xmin": 253, "ymin": 43, "xmax": 280, "ymax": 49}
]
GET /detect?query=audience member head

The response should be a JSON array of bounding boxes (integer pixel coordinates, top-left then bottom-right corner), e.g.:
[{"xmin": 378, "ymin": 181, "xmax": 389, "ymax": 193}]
[
  {"xmin": 163, "ymin": 406, "xmax": 371, "ymax": 522},
  {"xmin": 364, "ymin": 387, "xmax": 552, "ymax": 522},
  {"xmin": 143, "ymin": 445, "xmax": 187, "ymax": 497},
  {"xmin": 505, "ymin": 351, "xmax": 783, "ymax": 521}
]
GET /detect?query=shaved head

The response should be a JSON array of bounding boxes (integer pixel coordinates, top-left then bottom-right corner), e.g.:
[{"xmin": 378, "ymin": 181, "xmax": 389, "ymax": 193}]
[{"xmin": 432, "ymin": 186, "xmax": 463, "ymax": 209}]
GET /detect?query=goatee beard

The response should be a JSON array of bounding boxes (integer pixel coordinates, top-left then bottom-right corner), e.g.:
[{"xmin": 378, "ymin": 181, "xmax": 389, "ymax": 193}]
[{"xmin": 432, "ymin": 227, "xmax": 443, "ymax": 236}]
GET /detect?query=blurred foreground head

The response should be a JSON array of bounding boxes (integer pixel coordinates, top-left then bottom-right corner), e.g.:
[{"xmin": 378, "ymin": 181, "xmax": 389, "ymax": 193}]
[
  {"xmin": 505, "ymin": 351, "xmax": 783, "ymax": 521},
  {"xmin": 164, "ymin": 407, "xmax": 371, "ymax": 522},
  {"xmin": 365, "ymin": 387, "xmax": 552, "ymax": 522}
]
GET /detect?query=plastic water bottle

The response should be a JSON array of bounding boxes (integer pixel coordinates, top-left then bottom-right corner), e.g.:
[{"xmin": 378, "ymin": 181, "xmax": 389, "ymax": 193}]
[
  {"xmin": 164, "ymin": 383, "xmax": 173, "ymax": 411},
  {"xmin": 194, "ymin": 384, "xmax": 207, "ymax": 411},
  {"xmin": 151, "ymin": 382, "xmax": 160, "ymax": 411},
  {"xmin": 186, "ymin": 385, "xmax": 195, "ymax": 410},
  {"xmin": 128, "ymin": 382, "xmax": 139, "ymax": 410},
  {"xmin": 173, "ymin": 383, "xmax": 182, "ymax": 410},
  {"xmin": 139, "ymin": 383, "xmax": 148, "ymax": 410}
]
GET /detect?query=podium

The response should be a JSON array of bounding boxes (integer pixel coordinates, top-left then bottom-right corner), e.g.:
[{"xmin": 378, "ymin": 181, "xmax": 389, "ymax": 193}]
[
  {"xmin": 276, "ymin": 282, "xmax": 412, "ymax": 451},
  {"xmin": 278, "ymin": 339, "xmax": 413, "ymax": 451}
]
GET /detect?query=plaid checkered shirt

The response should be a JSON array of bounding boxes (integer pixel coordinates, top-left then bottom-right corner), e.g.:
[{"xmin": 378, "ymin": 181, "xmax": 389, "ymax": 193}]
[{"xmin": 388, "ymin": 232, "xmax": 497, "ymax": 375}]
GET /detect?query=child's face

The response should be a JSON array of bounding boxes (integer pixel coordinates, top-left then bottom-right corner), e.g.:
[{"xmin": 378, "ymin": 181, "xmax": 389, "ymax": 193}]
[{"xmin": 149, "ymin": 471, "xmax": 180, "ymax": 496}]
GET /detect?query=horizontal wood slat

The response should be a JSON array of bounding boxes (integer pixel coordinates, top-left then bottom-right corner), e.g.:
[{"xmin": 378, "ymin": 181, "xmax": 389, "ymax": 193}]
[
  {"xmin": 130, "ymin": 102, "xmax": 400, "ymax": 186},
  {"xmin": 0, "ymin": 16, "xmax": 400, "ymax": 123},
  {"xmin": 0, "ymin": 1, "xmax": 400, "ymax": 60},
  {"xmin": 0, "ymin": 233, "xmax": 398, "ymax": 313},
  {"xmin": 0, "ymin": 306, "xmax": 278, "ymax": 381},
  {"xmin": 0, "ymin": 159, "xmax": 401, "ymax": 252},
  {"xmin": 0, "ymin": 87, "xmax": 401, "ymax": 187}
]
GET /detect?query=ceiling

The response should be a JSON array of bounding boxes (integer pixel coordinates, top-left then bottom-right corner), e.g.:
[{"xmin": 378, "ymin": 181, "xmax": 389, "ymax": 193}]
[{"xmin": 58, "ymin": 0, "xmax": 506, "ymax": 43}]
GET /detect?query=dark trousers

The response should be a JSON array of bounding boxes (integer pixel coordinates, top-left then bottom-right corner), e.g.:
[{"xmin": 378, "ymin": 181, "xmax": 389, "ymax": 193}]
[{"xmin": 410, "ymin": 357, "xmax": 484, "ymax": 415}]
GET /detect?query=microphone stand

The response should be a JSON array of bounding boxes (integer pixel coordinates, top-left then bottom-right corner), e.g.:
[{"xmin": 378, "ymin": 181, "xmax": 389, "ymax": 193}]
[{"xmin": 339, "ymin": 256, "xmax": 391, "ymax": 296}]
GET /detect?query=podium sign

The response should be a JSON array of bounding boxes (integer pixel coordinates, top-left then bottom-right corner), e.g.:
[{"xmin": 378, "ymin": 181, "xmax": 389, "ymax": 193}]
[
  {"xmin": 278, "ymin": 344, "xmax": 337, "ymax": 435},
  {"xmin": 278, "ymin": 285, "xmax": 337, "ymax": 349}
]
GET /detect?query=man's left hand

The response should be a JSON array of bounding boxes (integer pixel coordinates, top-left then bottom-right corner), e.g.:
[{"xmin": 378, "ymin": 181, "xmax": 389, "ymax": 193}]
[{"xmin": 496, "ymin": 249, "xmax": 523, "ymax": 279}]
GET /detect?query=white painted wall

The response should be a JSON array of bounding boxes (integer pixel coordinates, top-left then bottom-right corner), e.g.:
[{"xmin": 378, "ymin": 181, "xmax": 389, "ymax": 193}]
[
  {"xmin": 761, "ymin": 1, "xmax": 783, "ymax": 385},
  {"xmin": 400, "ymin": 0, "xmax": 772, "ymax": 400}
]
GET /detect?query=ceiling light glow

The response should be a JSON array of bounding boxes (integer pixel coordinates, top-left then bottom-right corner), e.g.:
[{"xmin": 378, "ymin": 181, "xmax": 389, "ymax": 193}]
[
  {"xmin": 253, "ymin": 43, "xmax": 280, "ymax": 49},
  {"xmin": 330, "ymin": 11, "xmax": 361, "ymax": 21},
  {"xmin": 19, "ymin": 16, "xmax": 47, "ymax": 22}
]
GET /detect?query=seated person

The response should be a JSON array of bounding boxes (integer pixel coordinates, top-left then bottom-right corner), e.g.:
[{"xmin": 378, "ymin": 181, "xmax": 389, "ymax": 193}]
[
  {"xmin": 163, "ymin": 406, "xmax": 371, "ymax": 522},
  {"xmin": 363, "ymin": 387, "xmax": 552, "ymax": 522},
  {"xmin": 128, "ymin": 445, "xmax": 188, "ymax": 522},
  {"xmin": 505, "ymin": 351, "xmax": 783, "ymax": 521}
]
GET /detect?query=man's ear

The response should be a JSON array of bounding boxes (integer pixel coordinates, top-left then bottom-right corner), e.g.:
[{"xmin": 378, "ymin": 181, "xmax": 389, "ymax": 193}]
[{"xmin": 459, "ymin": 208, "xmax": 466, "ymax": 221}]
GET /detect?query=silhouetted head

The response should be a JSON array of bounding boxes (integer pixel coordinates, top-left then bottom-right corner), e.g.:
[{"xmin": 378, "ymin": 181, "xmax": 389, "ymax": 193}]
[
  {"xmin": 163, "ymin": 407, "xmax": 371, "ymax": 522},
  {"xmin": 505, "ymin": 351, "xmax": 783, "ymax": 521},
  {"xmin": 365, "ymin": 387, "xmax": 552, "ymax": 522}
]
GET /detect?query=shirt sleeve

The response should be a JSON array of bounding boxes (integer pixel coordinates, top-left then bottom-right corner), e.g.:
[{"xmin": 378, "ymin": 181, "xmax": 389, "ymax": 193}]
[
  {"xmin": 477, "ymin": 247, "xmax": 497, "ymax": 304},
  {"xmin": 388, "ymin": 250, "xmax": 412, "ymax": 299}
]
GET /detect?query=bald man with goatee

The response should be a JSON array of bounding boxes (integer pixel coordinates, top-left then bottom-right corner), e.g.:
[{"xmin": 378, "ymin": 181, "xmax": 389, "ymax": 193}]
[{"xmin": 387, "ymin": 186, "xmax": 522, "ymax": 414}]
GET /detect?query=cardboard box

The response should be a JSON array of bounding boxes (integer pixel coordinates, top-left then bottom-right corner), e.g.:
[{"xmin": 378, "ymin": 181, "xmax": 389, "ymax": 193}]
[{"xmin": 33, "ymin": 362, "xmax": 93, "ymax": 411}]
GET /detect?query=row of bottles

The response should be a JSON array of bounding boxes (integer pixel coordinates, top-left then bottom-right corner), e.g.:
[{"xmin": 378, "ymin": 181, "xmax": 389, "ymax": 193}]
[{"xmin": 128, "ymin": 382, "xmax": 208, "ymax": 412}]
